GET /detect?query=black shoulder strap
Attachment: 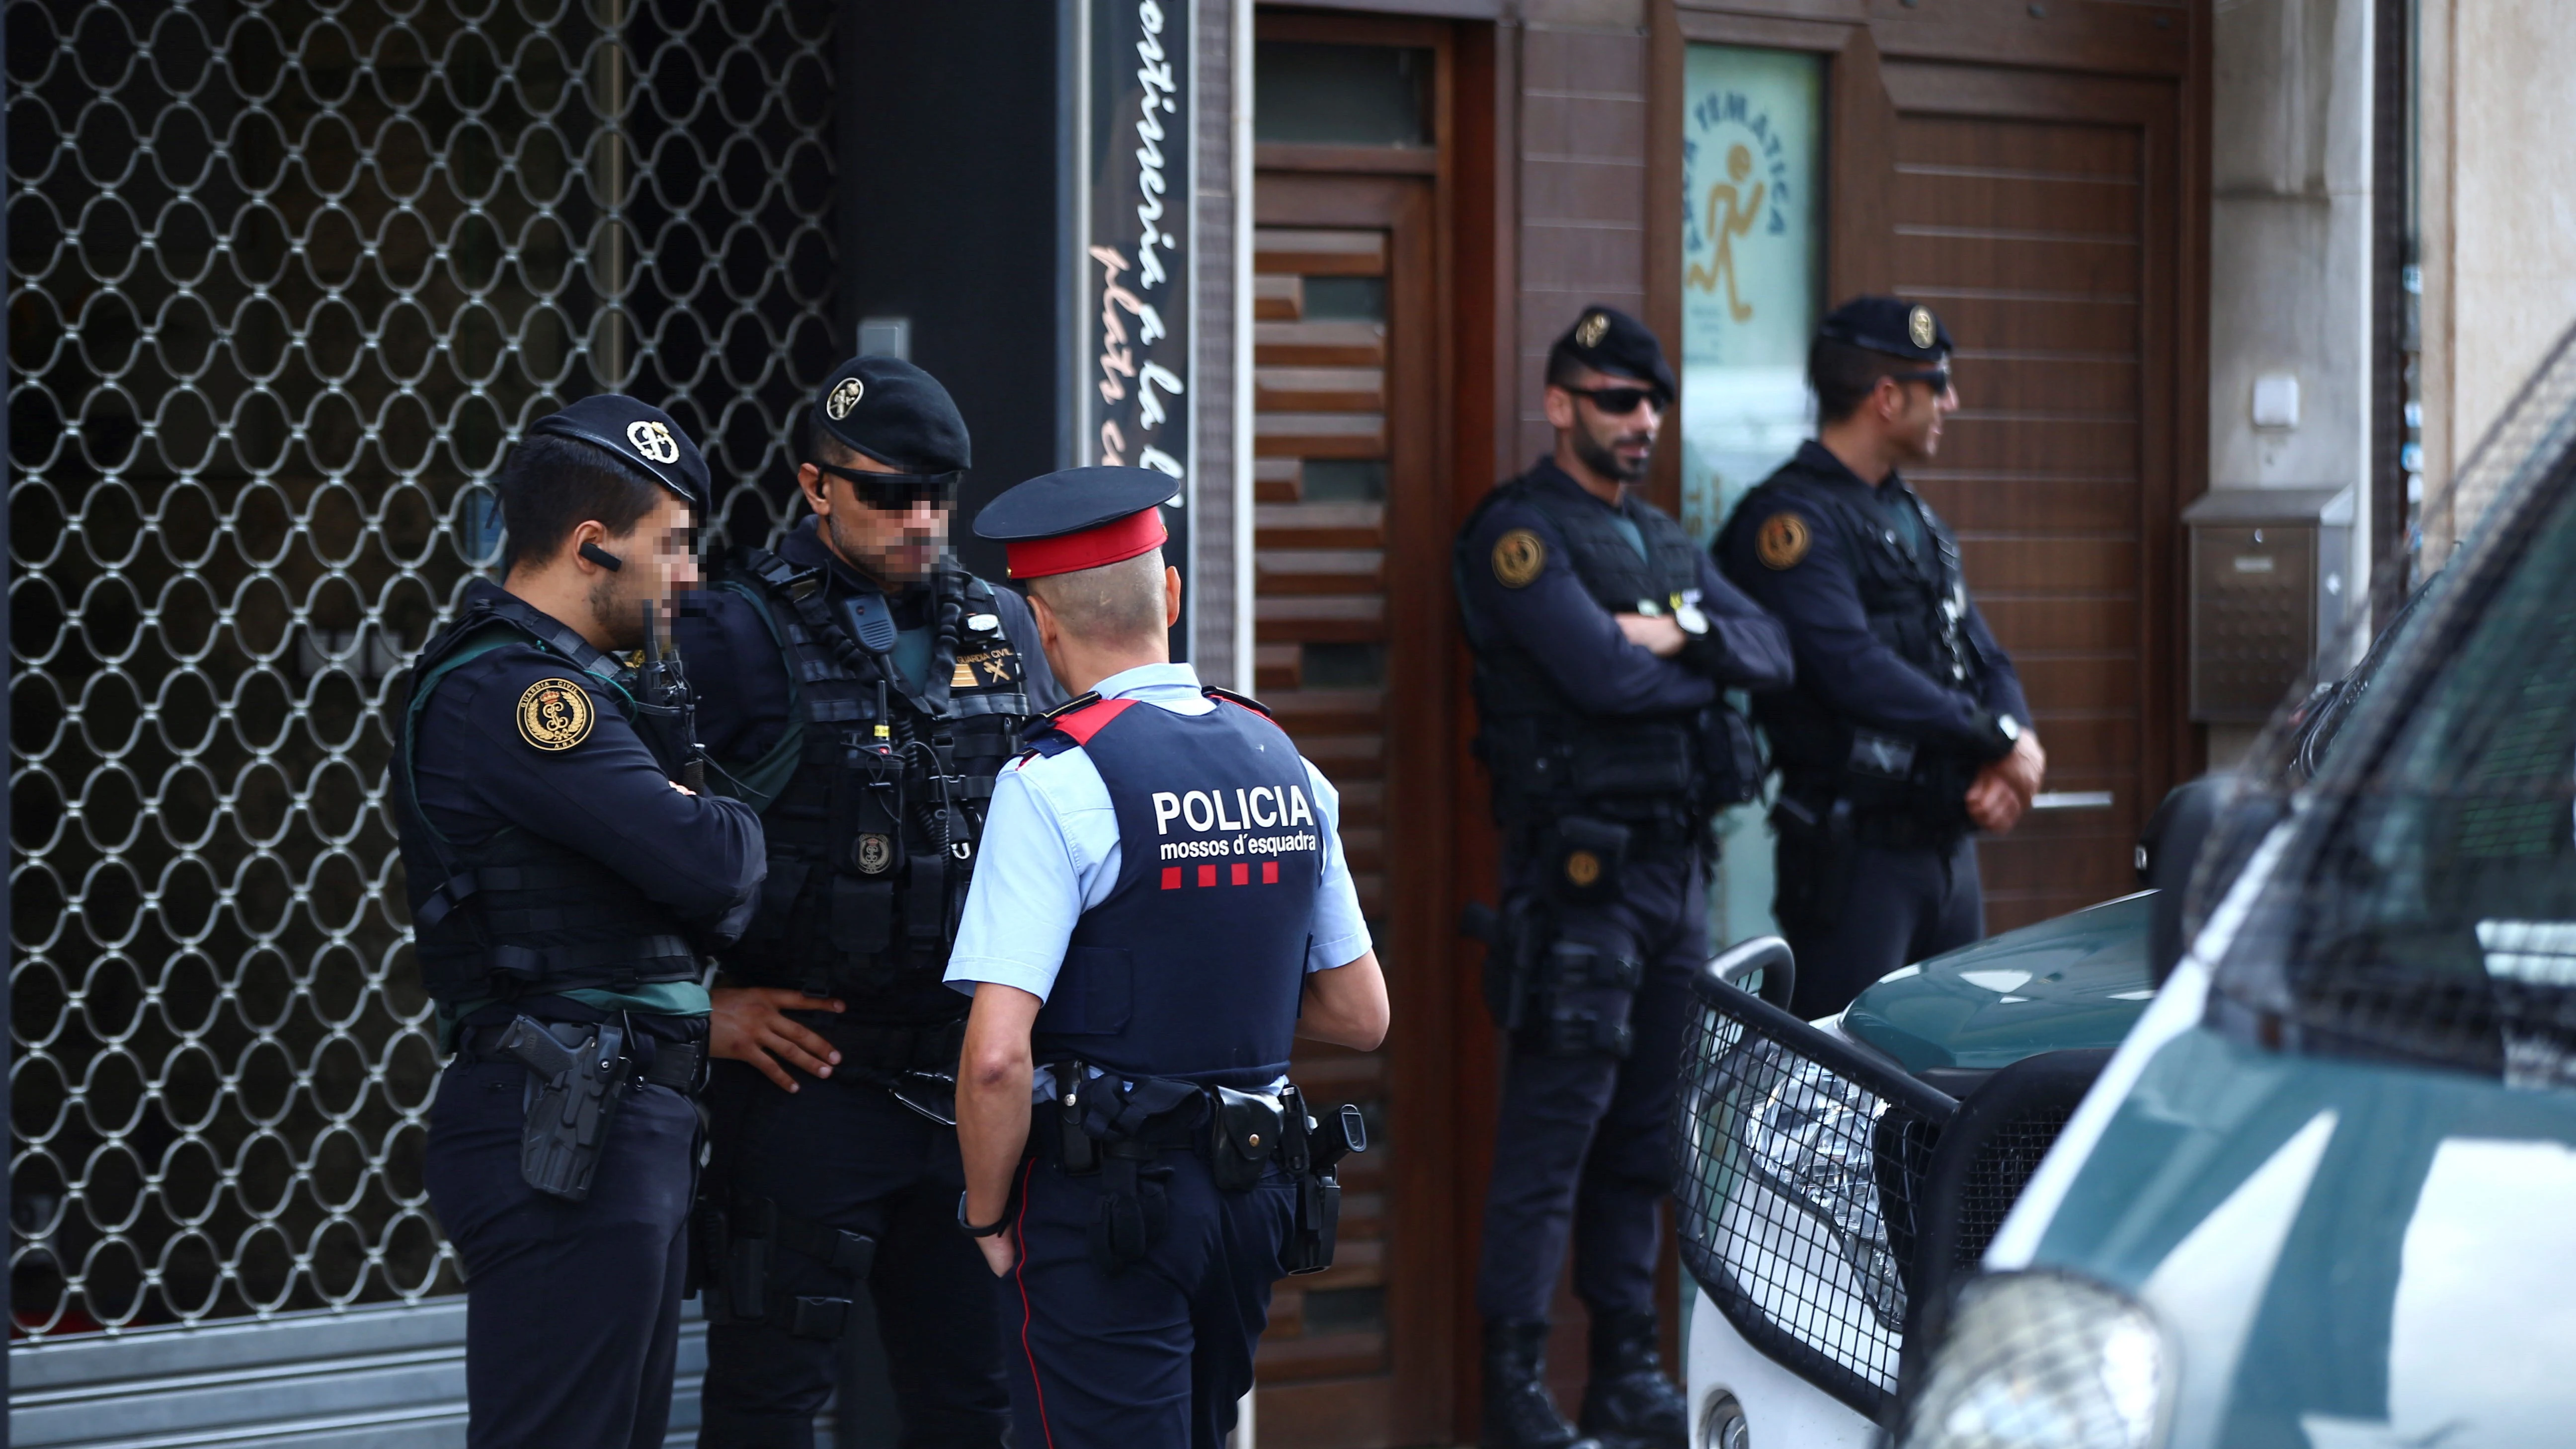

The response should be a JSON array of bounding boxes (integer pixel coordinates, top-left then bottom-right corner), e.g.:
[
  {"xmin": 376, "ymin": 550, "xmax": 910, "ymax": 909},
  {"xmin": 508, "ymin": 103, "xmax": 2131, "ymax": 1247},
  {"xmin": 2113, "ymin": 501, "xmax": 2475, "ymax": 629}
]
[{"xmin": 1202, "ymin": 684, "xmax": 1273, "ymax": 718}]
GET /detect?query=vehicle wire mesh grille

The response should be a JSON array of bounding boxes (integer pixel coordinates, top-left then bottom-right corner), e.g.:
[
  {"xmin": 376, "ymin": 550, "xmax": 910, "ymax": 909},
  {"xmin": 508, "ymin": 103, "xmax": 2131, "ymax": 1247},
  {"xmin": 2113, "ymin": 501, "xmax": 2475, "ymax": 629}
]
[
  {"xmin": 1673, "ymin": 965, "xmax": 1958, "ymax": 1419},
  {"xmin": 8, "ymin": 0, "xmax": 837, "ymax": 1339},
  {"xmin": 1946, "ymin": 1105, "xmax": 2070, "ymax": 1269}
]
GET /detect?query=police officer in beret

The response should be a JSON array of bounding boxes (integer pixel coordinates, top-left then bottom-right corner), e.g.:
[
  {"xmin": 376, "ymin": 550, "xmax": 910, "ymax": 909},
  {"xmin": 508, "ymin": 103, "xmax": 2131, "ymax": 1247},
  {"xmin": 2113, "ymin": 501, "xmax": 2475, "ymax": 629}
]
[
  {"xmin": 400, "ymin": 397, "xmax": 765, "ymax": 1449},
  {"xmin": 1715, "ymin": 298, "xmax": 2047, "ymax": 1018},
  {"xmin": 1456, "ymin": 307, "xmax": 1793, "ymax": 1449},
  {"xmin": 677, "ymin": 357, "xmax": 1063, "ymax": 1449},
  {"xmin": 948, "ymin": 466, "xmax": 1389, "ymax": 1449}
]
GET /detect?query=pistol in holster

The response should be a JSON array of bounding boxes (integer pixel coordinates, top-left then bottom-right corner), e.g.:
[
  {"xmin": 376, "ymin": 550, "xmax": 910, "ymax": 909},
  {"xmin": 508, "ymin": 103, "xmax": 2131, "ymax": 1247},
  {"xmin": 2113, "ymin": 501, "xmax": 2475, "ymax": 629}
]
[
  {"xmin": 1462, "ymin": 895, "xmax": 1546, "ymax": 1032},
  {"xmin": 1281, "ymin": 1088, "xmax": 1368, "ymax": 1276},
  {"xmin": 495, "ymin": 1016, "xmax": 630, "ymax": 1202}
]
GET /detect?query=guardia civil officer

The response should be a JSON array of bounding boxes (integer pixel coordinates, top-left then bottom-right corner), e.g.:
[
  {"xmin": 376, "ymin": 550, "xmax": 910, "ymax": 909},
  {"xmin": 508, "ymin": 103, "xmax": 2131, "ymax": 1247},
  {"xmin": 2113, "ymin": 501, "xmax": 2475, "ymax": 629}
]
[
  {"xmin": 1714, "ymin": 298, "xmax": 2047, "ymax": 1019},
  {"xmin": 945, "ymin": 467, "xmax": 1390, "ymax": 1449},
  {"xmin": 400, "ymin": 398, "xmax": 765, "ymax": 1449},
  {"xmin": 676, "ymin": 357, "xmax": 1063, "ymax": 1449},
  {"xmin": 1455, "ymin": 307, "xmax": 1793, "ymax": 1449}
]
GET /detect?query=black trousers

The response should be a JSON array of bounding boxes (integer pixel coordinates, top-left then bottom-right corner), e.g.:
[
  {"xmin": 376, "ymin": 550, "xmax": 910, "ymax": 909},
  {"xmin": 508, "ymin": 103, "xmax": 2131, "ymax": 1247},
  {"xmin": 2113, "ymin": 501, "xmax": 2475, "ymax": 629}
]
[
  {"xmin": 1476, "ymin": 850, "xmax": 1704, "ymax": 1324},
  {"xmin": 696, "ymin": 1061, "xmax": 1011, "ymax": 1449},
  {"xmin": 999, "ymin": 1142, "xmax": 1295, "ymax": 1449},
  {"xmin": 1779, "ymin": 832, "xmax": 1984, "ymax": 1020},
  {"xmin": 424, "ymin": 1060, "xmax": 699, "ymax": 1449}
]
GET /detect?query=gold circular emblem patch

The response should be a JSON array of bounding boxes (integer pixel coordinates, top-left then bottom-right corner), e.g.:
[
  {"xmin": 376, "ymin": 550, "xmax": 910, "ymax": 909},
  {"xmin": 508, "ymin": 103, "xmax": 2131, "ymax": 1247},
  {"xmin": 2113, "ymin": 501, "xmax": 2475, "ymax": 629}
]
[
  {"xmin": 1755, "ymin": 512, "xmax": 1812, "ymax": 571},
  {"xmin": 1565, "ymin": 850, "xmax": 1602, "ymax": 888},
  {"xmin": 1576, "ymin": 312, "xmax": 1610, "ymax": 348},
  {"xmin": 826, "ymin": 377, "xmax": 866, "ymax": 420},
  {"xmin": 1491, "ymin": 528, "xmax": 1547, "ymax": 588},
  {"xmin": 1908, "ymin": 305, "xmax": 1936, "ymax": 351},
  {"xmin": 516, "ymin": 678, "xmax": 594, "ymax": 751},
  {"xmin": 854, "ymin": 833, "xmax": 894, "ymax": 876}
]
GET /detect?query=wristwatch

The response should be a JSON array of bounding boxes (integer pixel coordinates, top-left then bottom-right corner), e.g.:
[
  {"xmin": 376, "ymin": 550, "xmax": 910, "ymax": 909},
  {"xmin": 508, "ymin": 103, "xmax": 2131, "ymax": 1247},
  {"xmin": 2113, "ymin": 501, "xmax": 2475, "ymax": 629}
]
[{"xmin": 957, "ymin": 1190, "xmax": 1011, "ymax": 1239}]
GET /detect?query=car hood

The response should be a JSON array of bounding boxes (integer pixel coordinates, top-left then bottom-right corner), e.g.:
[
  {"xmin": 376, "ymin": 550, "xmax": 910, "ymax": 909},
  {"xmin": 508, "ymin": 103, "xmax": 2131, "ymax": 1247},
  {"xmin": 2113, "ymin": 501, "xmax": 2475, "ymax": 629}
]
[
  {"xmin": 1839, "ymin": 891, "xmax": 2156, "ymax": 1075},
  {"xmin": 2013, "ymin": 1022, "xmax": 2576, "ymax": 1448}
]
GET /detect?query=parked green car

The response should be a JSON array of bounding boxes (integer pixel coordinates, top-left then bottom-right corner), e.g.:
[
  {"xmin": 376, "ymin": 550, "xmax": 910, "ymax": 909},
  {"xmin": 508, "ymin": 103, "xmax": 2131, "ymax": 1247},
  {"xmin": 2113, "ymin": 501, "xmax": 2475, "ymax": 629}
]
[{"xmin": 1678, "ymin": 325, "xmax": 2576, "ymax": 1449}]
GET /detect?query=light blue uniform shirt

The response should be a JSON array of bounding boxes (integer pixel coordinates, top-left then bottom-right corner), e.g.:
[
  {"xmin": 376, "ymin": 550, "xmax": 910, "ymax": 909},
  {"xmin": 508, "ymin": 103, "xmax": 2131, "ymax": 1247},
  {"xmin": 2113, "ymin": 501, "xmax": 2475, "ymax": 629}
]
[{"xmin": 945, "ymin": 662, "xmax": 1373, "ymax": 1008}]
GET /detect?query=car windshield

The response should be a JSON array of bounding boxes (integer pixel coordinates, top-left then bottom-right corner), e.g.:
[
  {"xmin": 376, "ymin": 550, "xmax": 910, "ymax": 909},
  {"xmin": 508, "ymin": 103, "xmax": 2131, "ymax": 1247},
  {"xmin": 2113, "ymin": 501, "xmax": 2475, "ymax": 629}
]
[{"xmin": 2214, "ymin": 335, "xmax": 2576, "ymax": 1086}]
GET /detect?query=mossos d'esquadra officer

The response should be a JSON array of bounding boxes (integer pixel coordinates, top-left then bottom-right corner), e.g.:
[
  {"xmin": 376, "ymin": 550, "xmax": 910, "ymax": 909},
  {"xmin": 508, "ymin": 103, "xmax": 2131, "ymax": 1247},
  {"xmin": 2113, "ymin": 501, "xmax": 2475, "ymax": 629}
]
[
  {"xmin": 395, "ymin": 397, "xmax": 765, "ymax": 1449},
  {"xmin": 675, "ymin": 357, "xmax": 1061, "ymax": 1448},
  {"xmin": 1715, "ymin": 297, "xmax": 2047, "ymax": 1019},
  {"xmin": 942, "ymin": 467, "xmax": 1390, "ymax": 1449},
  {"xmin": 1454, "ymin": 306, "xmax": 1792, "ymax": 1449}
]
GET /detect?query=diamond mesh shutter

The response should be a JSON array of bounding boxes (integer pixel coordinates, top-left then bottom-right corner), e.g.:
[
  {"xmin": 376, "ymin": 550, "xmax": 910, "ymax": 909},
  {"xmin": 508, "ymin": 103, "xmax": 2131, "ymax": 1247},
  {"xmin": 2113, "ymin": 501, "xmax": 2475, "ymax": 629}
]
[{"xmin": 7, "ymin": 0, "xmax": 837, "ymax": 1339}]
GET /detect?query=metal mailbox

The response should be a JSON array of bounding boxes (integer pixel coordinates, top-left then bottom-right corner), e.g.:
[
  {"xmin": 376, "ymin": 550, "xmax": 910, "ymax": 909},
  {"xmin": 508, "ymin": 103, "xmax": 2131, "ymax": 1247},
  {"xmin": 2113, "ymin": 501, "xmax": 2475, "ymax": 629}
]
[{"xmin": 2184, "ymin": 486, "xmax": 2355, "ymax": 723}]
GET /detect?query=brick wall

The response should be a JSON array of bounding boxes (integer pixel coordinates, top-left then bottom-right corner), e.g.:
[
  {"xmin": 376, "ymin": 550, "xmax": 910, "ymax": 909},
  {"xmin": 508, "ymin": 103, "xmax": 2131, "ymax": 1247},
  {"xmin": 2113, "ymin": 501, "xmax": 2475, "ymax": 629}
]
[{"xmin": 1514, "ymin": 1, "xmax": 1651, "ymax": 465}]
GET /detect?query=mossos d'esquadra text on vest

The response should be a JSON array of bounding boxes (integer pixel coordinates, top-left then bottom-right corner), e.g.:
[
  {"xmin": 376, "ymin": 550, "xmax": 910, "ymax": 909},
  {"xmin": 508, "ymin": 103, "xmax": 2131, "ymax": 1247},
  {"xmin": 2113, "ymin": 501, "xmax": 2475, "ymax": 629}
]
[{"xmin": 1151, "ymin": 782, "xmax": 1320, "ymax": 862}]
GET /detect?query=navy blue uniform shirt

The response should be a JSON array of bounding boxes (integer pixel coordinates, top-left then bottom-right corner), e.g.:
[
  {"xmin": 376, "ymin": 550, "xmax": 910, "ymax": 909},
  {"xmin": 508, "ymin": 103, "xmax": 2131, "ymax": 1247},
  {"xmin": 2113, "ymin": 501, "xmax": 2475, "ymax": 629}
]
[
  {"xmin": 1458, "ymin": 458, "xmax": 1792, "ymax": 710},
  {"xmin": 1716, "ymin": 440, "xmax": 2028, "ymax": 751},
  {"xmin": 407, "ymin": 581, "xmax": 767, "ymax": 1011},
  {"xmin": 675, "ymin": 517, "xmax": 1063, "ymax": 768}
]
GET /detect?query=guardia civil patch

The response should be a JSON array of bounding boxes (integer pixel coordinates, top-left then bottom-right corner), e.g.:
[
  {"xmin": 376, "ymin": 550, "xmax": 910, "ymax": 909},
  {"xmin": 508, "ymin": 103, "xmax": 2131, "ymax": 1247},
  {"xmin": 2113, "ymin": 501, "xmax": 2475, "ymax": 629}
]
[
  {"xmin": 1491, "ymin": 528, "xmax": 1547, "ymax": 588},
  {"xmin": 1755, "ymin": 512, "xmax": 1811, "ymax": 570},
  {"xmin": 1565, "ymin": 849, "xmax": 1602, "ymax": 888},
  {"xmin": 516, "ymin": 678, "xmax": 594, "ymax": 751}
]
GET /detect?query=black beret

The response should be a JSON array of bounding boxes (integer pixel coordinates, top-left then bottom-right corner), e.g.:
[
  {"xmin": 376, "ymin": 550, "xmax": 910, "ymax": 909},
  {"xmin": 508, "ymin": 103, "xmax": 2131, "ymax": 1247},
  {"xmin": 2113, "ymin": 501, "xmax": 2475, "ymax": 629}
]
[
  {"xmin": 1816, "ymin": 296, "xmax": 1953, "ymax": 362},
  {"xmin": 529, "ymin": 395, "xmax": 712, "ymax": 515},
  {"xmin": 1550, "ymin": 305, "xmax": 1677, "ymax": 402},
  {"xmin": 972, "ymin": 465, "xmax": 1178, "ymax": 579},
  {"xmin": 813, "ymin": 355, "xmax": 971, "ymax": 474}
]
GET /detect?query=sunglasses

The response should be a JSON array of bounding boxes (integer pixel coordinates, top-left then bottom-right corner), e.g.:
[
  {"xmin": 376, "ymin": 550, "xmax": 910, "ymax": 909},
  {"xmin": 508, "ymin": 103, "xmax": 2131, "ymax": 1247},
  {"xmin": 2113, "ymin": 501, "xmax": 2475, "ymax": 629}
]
[
  {"xmin": 1889, "ymin": 367, "xmax": 1953, "ymax": 393},
  {"xmin": 812, "ymin": 462, "xmax": 961, "ymax": 510},
  {"xmin": 1565, "ymin": 385, "xmax": 1669, "ymax": 416}
]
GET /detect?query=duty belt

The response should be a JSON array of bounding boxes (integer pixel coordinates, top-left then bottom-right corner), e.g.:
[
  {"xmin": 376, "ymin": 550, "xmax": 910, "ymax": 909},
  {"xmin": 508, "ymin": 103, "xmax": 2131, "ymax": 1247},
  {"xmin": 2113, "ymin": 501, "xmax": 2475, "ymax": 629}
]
[
  {"xmin": 456, "ymin": 1018, "xmax": 708, "ymax": 1097},
  {"xmin": 802, "ymin": 1013, "xmax": 966, "ymax": 1078}
]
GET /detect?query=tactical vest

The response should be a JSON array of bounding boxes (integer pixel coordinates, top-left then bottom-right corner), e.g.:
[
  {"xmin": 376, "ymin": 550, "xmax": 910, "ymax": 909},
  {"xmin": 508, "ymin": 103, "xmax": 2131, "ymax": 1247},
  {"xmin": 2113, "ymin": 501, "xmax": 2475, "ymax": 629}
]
[
  {"xmin": 1023, "ymin": 690, "xmax": 1324, "ymax": 1091},
  {"xmin": 1732, "ymin": 470, "xmax": 1981, "ymax": 790},
  {"xmin": 393, "ymin": 588, "xmax": 703, "ymax": 1005},
  {"xmin": 711, "ymin": 550, "xmax": 1036, "ymax": 1006},
  {"xmin": 1456, "ymin": 471, "xmax": 1756, "ymax": 845}
]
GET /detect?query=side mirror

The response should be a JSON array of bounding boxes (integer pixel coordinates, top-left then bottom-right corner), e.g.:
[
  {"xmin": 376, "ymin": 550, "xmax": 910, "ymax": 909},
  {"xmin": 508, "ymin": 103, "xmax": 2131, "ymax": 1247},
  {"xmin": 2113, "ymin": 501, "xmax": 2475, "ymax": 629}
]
[{"xmin": 2137, "ymin": 774, "xmax": 2232, "ymax": 986}]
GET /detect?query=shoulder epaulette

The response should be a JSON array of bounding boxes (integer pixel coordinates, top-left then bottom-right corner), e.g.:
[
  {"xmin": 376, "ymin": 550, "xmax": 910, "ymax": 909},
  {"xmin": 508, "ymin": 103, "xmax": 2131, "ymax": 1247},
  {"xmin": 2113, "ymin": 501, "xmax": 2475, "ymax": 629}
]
[
  {"xmin": 1202, "ymin": 685, "xmax": 1273, "ymax": 718},
  {"xmin": 1036, "ymin": 690, "xmax": 1103, "ymax": 724}
]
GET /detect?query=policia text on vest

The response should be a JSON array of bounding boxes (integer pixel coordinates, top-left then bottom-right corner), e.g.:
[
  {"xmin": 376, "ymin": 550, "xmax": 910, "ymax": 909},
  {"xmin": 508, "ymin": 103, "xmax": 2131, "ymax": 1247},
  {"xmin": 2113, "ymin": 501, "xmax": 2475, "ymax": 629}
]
[
  {"xmin": 394, "ymin": 398, "xmax": 766, "ymax": 1449},
  {"xmin": 948, "ymin": 465, "xmax": 1392, "ymax": 1449},
  {"xmin": 675, "ymin": 357, "xmax": 1063, "ymax": 1448}
]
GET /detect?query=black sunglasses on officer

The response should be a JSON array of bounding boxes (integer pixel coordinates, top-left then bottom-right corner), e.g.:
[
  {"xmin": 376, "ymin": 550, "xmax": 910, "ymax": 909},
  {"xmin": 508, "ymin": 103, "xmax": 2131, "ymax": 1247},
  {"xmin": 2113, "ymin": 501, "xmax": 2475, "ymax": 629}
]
[
  {"xmin": 1563, "ymin": 383, "xmax": 1670, "ymax": 419},
  {"xmin": 809, "ymin": 460, "xmax": 962, "ymax": 512}
]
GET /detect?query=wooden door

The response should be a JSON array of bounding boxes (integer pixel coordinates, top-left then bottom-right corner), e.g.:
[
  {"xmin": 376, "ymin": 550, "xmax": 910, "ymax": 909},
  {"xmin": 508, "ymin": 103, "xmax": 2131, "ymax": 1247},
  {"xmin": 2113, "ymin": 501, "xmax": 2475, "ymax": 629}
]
[
  {"xmin": 1873, "ymin": 66, "xmax": 2189, "ymax": 930},
  {"xmin": 1250, "ymin": 131, "xmax": 1460, "ymax": 1449}
]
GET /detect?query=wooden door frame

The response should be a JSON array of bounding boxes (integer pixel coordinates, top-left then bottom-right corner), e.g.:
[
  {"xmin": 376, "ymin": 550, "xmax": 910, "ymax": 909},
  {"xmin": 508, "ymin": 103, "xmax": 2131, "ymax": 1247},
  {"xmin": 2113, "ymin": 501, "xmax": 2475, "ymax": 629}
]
[
  {"xmin": 1254, "ymin": 11, "xmax": 1471, "ymax": 1442},
  {"xmin": 1642, "ymin": 0, "xmax": 2212, "ymax": 806}
]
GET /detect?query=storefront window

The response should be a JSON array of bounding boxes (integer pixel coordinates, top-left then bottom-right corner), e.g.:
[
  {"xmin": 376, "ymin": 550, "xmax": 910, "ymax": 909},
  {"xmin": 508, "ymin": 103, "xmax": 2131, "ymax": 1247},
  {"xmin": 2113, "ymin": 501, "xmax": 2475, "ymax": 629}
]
[
  {"xmin": 1679, "ymin": 45, "xmax": 1823, "ymax": 544},
  {"xmin": 1680, "ymin": 45, "xmax": 1822, "ymax": 942}
]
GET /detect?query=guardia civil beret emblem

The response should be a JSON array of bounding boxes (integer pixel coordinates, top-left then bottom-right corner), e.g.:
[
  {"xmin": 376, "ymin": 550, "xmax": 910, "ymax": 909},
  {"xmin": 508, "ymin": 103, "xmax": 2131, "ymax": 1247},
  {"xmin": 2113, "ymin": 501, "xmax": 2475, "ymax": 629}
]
[
  {"xmin": 1756, "ymin": 512, "xmax": 1811, "ymax": 570},
  {"xmin": 826, "ymin": 377, "xmax": 865, "ymax": 420},
  {"xmin": 1908, "ymin": 305, "xmax": 1936, "ymax": 351},
  {"xmin": 1576, "ymin": 312, "xmax": 1609, "ymax": 348},
  {"xmin": 1492, "ymin": 528, "xmax": 1547, "ymax": 588},
  {"xmin": 516, "ymin": 678, "xmax": 594, "ymax": 751}
]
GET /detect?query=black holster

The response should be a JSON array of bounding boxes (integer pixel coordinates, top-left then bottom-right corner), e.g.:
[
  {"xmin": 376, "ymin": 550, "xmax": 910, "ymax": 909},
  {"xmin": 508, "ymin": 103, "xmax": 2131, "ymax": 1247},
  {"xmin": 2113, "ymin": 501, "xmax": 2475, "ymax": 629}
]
[
  {"xmin": 495, "ymin": 1016, "xmax": 630, "ymax": 1202},
  {"xmin": 1281, "ymin": 1089, "xmax": 1367, "ymax": 1275},
  {"xmin": 704, "ymin": 1192, "xmax": 877, "ymax": 1341}
]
